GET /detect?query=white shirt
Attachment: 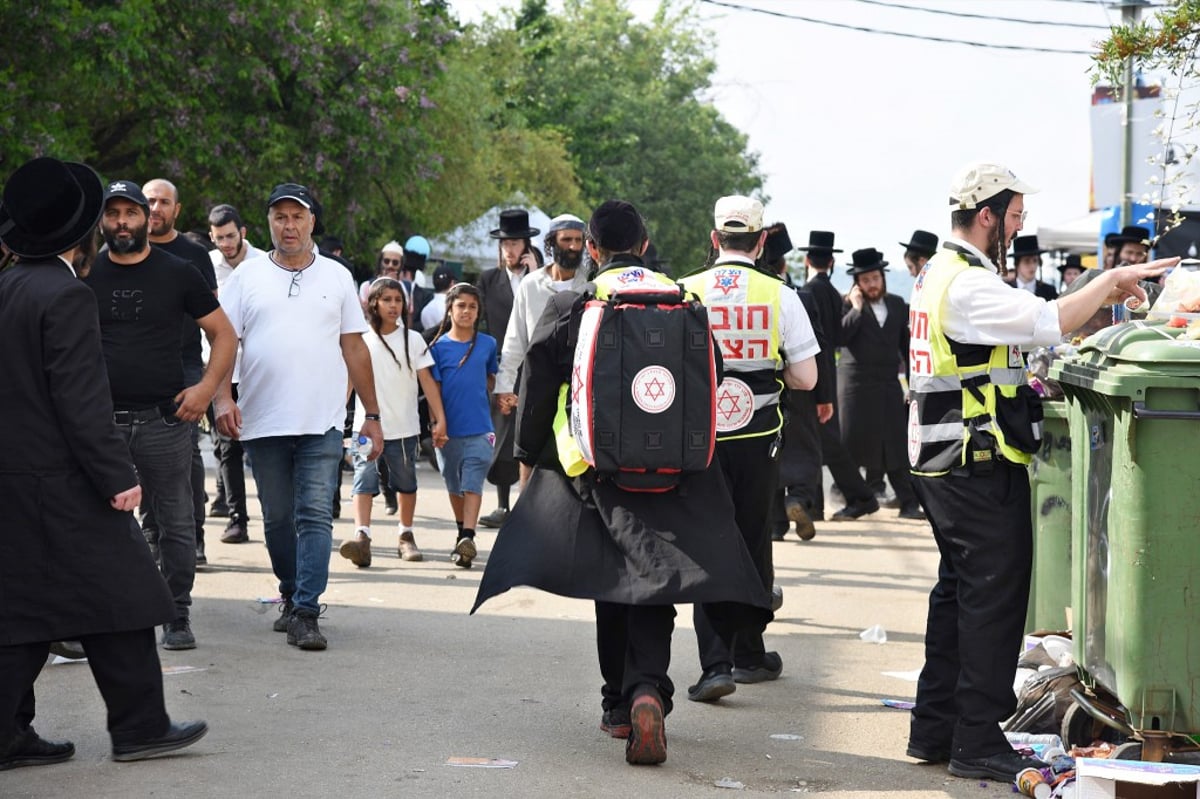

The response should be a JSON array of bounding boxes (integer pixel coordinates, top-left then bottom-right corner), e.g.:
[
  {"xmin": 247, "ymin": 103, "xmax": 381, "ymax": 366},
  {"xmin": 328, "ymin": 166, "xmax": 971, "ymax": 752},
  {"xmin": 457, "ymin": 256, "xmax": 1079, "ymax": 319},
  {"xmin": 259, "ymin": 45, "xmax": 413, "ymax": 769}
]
[
  {"xmin": 1015, "ymin": 276, "xmax": 1038, "ymax": 294},
  {"xmin": 352, "ymin": 328, "xmax": 433, "ymax": 439},
  {"xmin": 211, "ymin": 241, "xmax": 264, "ymax": 289},
  {"xmin": 420, "ymin": 293, "xmax": 448, "ymax": 331},
  {"xmin": 496, "ymin": 264, "xmax": 589, "ymax": 394},
  {"xmin": 870, "ymin": 298, "xmax": 889, "ymax": 326},
  {"xmin": 938, "ymin": 237, "xmax": 1062, "ymax": 349},
  {"xmin": 220, "ymin": 247, "xmax": 368, "ymax": 440}
]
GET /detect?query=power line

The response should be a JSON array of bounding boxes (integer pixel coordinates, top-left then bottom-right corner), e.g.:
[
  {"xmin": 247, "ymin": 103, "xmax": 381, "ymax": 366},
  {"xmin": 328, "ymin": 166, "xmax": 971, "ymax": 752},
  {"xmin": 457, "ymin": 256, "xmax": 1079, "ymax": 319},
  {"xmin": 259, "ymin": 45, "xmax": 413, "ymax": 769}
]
[
  {"xmin": 698, "ymin": 0, "xmax": 1097, "ymax": 55},
  {"xmin": 847, "ymin": 0, "xmax": 1110, "ymax": 30}
]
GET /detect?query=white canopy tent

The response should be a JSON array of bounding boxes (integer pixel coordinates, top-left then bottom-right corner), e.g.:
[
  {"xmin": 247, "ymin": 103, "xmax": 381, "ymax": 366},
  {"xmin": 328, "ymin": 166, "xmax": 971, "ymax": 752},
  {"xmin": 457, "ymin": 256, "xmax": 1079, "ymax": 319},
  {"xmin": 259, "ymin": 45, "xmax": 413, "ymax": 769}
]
[{"xmin": 1034, "ymin": 210, "xmax": 1106, "ymax": 253}]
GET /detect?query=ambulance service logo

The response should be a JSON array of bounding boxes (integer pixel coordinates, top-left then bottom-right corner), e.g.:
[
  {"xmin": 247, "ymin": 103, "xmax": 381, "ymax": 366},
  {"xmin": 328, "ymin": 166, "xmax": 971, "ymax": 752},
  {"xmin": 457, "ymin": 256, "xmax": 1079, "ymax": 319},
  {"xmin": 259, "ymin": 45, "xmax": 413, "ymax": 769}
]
[
  {"xmin": 712, "ymin": 268, "xmax": 741, "ymax": 296},
  {"xmin": 715, "ymin": 377, "xmax": 754, "ymax": 432},
  {"xmin": 632, "ymin": 365, "xmax": 675, "ymax": 414}
]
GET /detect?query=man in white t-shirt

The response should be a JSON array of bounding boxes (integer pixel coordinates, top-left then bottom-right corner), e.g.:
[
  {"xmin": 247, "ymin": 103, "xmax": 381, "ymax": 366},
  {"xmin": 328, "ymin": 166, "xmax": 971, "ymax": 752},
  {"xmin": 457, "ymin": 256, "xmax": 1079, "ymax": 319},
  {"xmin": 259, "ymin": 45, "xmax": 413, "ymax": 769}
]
[{"xmin": 214, "ymin": 183, "xmax": 383, "ymax": 652}]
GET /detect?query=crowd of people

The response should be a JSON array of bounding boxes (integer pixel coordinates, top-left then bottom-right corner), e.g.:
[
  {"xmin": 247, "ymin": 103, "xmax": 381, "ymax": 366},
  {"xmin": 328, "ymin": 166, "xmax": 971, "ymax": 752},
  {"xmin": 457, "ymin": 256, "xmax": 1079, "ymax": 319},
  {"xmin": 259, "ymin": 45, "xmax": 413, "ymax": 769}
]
[{"xmin": 0, "ymin": 154, "xmax": 1176, "ymax": 777}]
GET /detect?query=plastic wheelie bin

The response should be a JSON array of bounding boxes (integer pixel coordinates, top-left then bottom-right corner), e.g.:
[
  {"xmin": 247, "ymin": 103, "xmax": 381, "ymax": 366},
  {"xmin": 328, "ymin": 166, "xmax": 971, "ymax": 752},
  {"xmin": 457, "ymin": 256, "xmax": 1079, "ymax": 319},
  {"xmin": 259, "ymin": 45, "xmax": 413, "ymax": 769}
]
[
  {"xmin": 1025, "ymin": 398, "xmax": 1073, "ymax": 634},
  {"xmin": 1050, "ymin": 320, "xmax": 1200, "ymax": 761}
]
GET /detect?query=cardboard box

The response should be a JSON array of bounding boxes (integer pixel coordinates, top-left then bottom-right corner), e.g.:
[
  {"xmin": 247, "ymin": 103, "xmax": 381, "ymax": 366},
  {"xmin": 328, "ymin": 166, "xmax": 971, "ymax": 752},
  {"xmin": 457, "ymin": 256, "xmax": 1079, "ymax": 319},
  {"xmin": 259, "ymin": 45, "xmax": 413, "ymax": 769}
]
[{"xmin": 1076, "ymin": 757, "xmax": 1200, "ymax": 798}]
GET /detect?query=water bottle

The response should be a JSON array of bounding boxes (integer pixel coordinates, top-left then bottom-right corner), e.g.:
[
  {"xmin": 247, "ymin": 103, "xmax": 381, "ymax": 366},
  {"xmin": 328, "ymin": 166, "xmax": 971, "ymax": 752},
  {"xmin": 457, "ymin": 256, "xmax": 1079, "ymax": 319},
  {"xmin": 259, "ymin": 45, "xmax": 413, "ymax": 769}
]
[{"xmin": 355, "ymin": 434, "xmax": 374, "ymax": 458}]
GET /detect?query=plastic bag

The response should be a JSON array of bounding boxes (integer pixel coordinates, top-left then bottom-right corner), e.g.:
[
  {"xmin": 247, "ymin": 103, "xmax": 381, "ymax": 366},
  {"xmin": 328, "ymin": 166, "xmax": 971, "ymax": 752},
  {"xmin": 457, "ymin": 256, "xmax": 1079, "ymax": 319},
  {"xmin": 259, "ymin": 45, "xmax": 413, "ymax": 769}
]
[{"xmin": 1148, "ymin": 266, "xmax": 1200, "ymax": 321}]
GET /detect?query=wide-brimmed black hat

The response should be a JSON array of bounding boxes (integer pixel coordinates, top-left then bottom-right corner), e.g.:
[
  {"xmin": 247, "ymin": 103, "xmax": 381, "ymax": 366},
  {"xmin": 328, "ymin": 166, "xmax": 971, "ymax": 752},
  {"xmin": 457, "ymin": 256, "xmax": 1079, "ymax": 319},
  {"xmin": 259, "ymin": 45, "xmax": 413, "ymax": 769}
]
[
  {"xmin": 899, "ymin": 229, "xmax": 938, "ymax": 257},
  {"xmin": 847, "ymin": 247, "xmax": 889, "ymax": 276},
  {"xmin": 489, "ymin": 208, "xmax": 540, "ymax": 240},
  {"xmin": 1058, "ymin": 253, "xmax": 1084, "ymax": 274},
  {"xmin": 796, "ymin": 230, "xmax": 842, "ymax": 253},
  {"xmin": 1009, "ymin": 235, "xmax": 1048, "ymax": 261},
  {"xmin": 1109, "ymin": 225, "xmax": 1152, "ymax": 249},
  {"xmin": 763, "ymin": 222, "xmax": 793, "ymax": 264},
  {"xmin": 0, "ymin": 157, "xmax": 104, "ymax": 258}
]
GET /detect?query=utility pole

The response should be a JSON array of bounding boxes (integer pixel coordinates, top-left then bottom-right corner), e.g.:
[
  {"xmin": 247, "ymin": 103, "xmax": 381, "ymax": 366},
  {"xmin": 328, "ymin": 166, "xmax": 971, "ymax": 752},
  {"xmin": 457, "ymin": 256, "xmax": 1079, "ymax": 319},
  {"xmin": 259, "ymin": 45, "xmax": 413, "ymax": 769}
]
[{"xmin": 1119, "ymin": 0, "xmax": 1150, "ymax": 228}]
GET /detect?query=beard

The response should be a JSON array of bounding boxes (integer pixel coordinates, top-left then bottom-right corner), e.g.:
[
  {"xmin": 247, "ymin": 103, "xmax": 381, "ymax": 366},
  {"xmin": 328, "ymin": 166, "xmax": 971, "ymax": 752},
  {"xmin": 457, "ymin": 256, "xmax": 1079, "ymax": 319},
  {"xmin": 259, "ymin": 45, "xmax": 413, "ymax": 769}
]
[
  {"xmin": 102, "ymin": 220, "xmax": 149, "ymax": 255},
  {"xmin": 553, "ymin": 245, "xmax": 583, "ymax": 271}
]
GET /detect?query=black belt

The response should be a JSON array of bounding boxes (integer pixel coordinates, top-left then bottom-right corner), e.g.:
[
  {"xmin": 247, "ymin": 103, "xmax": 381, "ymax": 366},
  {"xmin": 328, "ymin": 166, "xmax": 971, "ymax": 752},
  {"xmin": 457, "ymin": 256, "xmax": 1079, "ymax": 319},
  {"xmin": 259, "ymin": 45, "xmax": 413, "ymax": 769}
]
[{"xmin": 113, "ymin": 407, "xmax": 169, "ymax": 425}]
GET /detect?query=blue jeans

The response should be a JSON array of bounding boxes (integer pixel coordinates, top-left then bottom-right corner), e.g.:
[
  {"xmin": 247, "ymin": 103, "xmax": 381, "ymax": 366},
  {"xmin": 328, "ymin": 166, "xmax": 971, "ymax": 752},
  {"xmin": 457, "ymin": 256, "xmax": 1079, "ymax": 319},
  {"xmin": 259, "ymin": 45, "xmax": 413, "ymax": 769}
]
[
  {"xmin": 116, "ymin": 414, "xmax": 194, "ymax": 619},
  {"xmin": 242, "ymin": 429, "xmax": 342, "ymax": 613}
]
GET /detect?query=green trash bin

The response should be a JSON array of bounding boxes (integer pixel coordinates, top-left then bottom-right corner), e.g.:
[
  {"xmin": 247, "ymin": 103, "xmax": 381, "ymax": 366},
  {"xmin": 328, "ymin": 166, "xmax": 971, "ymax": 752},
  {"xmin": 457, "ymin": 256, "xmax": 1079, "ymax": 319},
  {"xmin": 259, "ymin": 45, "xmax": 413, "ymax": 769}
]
[
  {"xmin": 1025, "ymin": 398, "xmax": 1072, "ymax": 634},
  {"xmin": 1050, "ymin": 321, "xmax": 1200, "ymax": 738}
]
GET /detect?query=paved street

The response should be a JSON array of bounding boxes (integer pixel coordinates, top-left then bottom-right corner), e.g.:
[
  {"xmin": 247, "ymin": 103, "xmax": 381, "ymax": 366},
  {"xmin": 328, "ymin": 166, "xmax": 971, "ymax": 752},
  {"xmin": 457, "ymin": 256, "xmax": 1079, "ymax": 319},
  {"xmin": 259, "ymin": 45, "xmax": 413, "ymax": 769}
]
[{"xmin": 5, "ymin": 455, "xmax": 1022, "ymax": 798}]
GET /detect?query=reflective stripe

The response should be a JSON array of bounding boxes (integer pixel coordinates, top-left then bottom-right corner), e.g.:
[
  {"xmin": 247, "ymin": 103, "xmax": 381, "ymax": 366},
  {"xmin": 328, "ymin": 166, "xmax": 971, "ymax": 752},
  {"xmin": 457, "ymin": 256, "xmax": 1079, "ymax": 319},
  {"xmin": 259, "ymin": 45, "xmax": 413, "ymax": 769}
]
[
  {"xmin": 919, "ymin": 421, "xmax": 962, "ymax": 442},
  {"xmin": 909, "ymin": 374, "xmax": 962, "ymax": 392}
]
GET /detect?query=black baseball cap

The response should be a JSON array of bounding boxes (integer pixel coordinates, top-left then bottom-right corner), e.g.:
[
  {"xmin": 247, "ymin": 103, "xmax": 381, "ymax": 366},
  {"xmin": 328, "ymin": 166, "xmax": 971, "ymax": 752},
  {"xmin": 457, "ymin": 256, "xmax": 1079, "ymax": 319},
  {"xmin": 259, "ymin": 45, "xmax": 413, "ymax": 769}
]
[
  {"xmin": 103, "ymin": 179, "xmax": 149, "ymax": 210},
  {"xmin": 267, "ymin": 182, "xmax": 314, "ymax": 210}
]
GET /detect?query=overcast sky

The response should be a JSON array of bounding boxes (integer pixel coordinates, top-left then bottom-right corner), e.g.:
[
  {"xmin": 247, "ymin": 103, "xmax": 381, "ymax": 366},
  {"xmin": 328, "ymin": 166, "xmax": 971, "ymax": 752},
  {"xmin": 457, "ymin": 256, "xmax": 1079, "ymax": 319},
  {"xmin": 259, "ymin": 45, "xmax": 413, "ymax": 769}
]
[{"xmin": 450, "ymin": 0, "xmax": 1151, "ymax": 292}]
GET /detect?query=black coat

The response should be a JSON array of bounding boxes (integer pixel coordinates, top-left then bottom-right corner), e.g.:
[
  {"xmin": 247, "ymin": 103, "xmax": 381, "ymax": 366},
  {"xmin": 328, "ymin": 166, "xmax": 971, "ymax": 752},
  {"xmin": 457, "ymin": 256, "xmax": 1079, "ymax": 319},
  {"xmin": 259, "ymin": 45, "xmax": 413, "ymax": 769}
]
[
  {"xmin": 472, "ymin": 283, "xmax": 771, "ymax": 617},
  {"xmin": 778, "ymin": 279, "xmax": 830, "ymax": 486},
  {"xmin": 476, "ymin": 265, "xmax": 526, "ymax": 483},
  {"xmin": 0, "ymin": 258, "xmax": 174, "ymax": 645},
  {"xmin": 838, "ymin": 293, "xmax": 910, "ymax": 472},
  {"xmin": 804, "ymin": 271, "xmax": 843, "ymax": 400}
]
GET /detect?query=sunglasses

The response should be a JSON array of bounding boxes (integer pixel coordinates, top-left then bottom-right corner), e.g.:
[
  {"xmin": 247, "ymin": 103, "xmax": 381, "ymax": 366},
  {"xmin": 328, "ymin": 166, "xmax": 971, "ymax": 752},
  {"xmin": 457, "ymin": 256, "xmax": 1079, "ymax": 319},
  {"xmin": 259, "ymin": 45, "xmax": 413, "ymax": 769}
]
[{"xmin": 381, "ymin": 257, "xmax": 401, "ymax": 266}]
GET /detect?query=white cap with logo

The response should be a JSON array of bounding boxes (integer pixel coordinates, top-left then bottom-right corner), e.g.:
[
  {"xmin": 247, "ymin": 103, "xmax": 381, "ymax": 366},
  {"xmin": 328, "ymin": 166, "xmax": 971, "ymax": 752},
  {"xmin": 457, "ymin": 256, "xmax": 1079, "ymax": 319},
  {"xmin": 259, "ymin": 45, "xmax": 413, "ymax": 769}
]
[
  {"xmin": 949, "ymin": 162, "xmax": 1038, "ymax": 210},
  {"xmin": 714, "ymin": 195, "xmax": 764, "ymax": 233}
]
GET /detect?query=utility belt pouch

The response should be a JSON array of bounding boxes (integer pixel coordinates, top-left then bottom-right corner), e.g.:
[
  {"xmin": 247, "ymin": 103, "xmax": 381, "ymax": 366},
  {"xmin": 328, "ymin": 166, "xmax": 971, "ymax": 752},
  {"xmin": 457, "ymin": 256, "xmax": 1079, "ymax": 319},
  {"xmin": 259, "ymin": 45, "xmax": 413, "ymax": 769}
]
[{"xmin": 995, "ymin": 384, "xmax": 1044, "ymax": 455}]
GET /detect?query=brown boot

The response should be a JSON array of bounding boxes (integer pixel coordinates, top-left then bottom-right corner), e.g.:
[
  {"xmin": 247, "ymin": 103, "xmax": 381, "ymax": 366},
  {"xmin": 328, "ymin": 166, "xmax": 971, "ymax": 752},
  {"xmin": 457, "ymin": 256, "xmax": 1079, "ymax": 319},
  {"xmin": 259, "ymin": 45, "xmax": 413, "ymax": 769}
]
[
  {"xmin": 397, "ymin": 531, "xmax": 423, "ymax": 562},
  {"xmin": 339, "ymin": 529, "xmax": 372, "ymax": 568}
]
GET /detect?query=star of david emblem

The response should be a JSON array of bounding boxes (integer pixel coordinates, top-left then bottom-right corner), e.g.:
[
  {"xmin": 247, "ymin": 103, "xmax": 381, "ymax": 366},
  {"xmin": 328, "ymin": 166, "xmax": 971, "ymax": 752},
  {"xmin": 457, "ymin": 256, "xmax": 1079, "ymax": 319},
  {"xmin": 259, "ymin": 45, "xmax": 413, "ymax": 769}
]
[
  {"xmin": 716, "ymin": 386, "xmax": 743, "ymax": 420},
  {"xmin": 713, "ymin": 269, "xmax": 740, "ymax": 296},
  {"xmin": 571, "ymin": 364, "xmax": 584, "ymax": 403},
  {"xmin": 643, "ymin": 377, "xmax": 666, "ymax": 402}
]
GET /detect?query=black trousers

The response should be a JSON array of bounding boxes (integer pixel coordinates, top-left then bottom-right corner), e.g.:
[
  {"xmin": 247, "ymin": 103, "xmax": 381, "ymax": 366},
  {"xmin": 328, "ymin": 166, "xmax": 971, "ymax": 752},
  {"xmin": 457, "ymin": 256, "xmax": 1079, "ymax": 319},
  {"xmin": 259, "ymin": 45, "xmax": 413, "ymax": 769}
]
[
  {"xmin": 908, "ymin": 462, "xmax": 1032, "ymax": 759},
  {"xmin": 819, "ymin": 406, "xmax": 874, "ymax": 505},
  {"xmin": 778, "ymin": 389, "xmax": 823, "ymax": 517},
  {"xmin": 864, "ymin": 465, "xmax": 919, "ymax": 508},
  {"xmin": 0, "ymin": 628, "xmax": 170, "ymax": 747},
  {"xmin": 595, "ymin": 601, "xmax": 676, "ymax": 715},
  {"xmin": 213, "ymin": 383, "xmax": 248, "ymax": 521},
  {"xmin": 693, "ymin": 435, "xmax": 777, "ymax": 671}
]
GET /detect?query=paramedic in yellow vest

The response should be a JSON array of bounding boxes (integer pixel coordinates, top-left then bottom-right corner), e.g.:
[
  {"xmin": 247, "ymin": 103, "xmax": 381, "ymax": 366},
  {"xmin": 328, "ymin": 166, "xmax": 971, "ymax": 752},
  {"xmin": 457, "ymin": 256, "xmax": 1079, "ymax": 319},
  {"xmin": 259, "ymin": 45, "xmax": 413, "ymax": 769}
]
[
  {"xmin": 906, "ymin": 161, "xmax": 1175, "ymax": 783},
  {"xmin": 683, "ymin": 195, "xmax": 820, "ymax": 704},
  {"xmin": 478, "ymin": 199, "xmax": 774, "ymax": 767}
]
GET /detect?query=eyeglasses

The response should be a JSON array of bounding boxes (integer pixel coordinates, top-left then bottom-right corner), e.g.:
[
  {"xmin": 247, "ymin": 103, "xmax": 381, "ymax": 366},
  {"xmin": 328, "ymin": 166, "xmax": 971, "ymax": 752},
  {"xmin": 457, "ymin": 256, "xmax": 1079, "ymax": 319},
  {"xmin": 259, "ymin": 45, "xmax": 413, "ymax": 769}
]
[
  {"xmin": 288, "ymin": 268, "xmax": 303, "ymax": 298},
  {"xmin": 1007, "ymin": 209, "xmax": 1028, "ymax": 225},
  {"xmin": 381, "ymin": 257, "xmax": 401, "ymax": 266}
]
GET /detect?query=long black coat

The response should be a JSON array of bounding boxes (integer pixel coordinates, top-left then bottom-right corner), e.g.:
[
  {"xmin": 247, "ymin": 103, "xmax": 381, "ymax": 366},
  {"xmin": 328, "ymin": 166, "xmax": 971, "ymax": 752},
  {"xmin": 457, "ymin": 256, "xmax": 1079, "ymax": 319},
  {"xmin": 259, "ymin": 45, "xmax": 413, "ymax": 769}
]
[
  {"xmin": 0, "ymin": 258, "xmax": 174, "ymax": 645},
  {"xmin": 476, "ymin": 265, "xmax": 526, "ymax": 485},
  {"xmin": 804, "ymin": 271, "xmax": 843, "ymax": 399},
  {"xmin": 472, "ymin": 282, "xmax": 770, "ymax": 617},
  {"xmin": 838, "ymin": 292, "xmax": 910, "ymax": 472}
]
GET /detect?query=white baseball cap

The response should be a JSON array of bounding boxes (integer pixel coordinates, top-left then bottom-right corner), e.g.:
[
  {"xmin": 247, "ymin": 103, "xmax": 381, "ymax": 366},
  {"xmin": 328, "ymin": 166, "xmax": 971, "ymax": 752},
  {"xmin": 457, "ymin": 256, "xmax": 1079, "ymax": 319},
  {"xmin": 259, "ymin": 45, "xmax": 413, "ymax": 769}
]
[
  {"xmin": 949, "ymin": 162, "xmax": 1038, "ymax": 210},
  {"xmin": 714, "ymin": 195, "xmax": 764, "ymax": 233}
]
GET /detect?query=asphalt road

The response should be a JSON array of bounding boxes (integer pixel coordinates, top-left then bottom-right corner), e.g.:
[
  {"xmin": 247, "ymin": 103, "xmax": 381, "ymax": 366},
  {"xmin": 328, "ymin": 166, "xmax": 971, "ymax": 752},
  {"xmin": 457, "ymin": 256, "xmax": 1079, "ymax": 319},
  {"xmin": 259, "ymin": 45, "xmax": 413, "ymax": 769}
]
[{"xmin": 4, "ymin": 456, "xmax": 1023, "ymax": 798}]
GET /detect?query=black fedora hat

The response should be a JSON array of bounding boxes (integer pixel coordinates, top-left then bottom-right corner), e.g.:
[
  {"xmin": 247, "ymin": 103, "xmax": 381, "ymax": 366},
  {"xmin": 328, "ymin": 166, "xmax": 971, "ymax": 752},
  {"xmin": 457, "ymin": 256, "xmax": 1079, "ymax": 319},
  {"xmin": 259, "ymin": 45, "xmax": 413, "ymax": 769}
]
[
  {"xmin": 1009, "ymin": 234, "xmax": 1048, "ymax": 260},
  {"xmin": 796, "ymin": 230, "xmax": 842, "ymax": 254},
  {"xmin": 763, "ymin": 222, "xmax": 793, "ymax": 264},
  {"xmin": 1109, "ymin": 224, "xmax": 1152, "ymax": 248},
  {"xmin": 846, "ymin": 247, "xmax": 889, "ymax": 276},
  {"xmin": 0, "ymin": 157, "xmax": 104, "ymax": 259},
  {"xmin": 489, "ymin": 208, "xmax": 540, "ymax": 240},
  {"xmin": 899, "ymin": 229, "xmax": 938, "ymax": 257},
  {"xmin": 1057, "ymin": 253, "xmax": 1084, "ymax": 274}
]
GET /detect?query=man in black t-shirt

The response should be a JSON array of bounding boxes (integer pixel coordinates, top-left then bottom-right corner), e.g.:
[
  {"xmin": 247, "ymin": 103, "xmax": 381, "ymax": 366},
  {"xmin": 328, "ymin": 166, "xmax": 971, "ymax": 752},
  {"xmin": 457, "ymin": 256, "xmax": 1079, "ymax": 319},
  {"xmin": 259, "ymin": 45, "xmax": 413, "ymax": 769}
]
[
  {"xmin": 144, "ymin": 179, "xmax": 219, "ymax": 568},
  {"xmin": 84, "ymin": 180, "xmax": 236, "ymax": 653}
]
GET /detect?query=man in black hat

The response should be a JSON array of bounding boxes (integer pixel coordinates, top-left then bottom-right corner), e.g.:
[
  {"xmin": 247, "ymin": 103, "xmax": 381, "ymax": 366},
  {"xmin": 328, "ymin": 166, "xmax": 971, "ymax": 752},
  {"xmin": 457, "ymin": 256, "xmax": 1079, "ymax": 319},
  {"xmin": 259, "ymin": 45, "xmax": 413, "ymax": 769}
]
[
  {"xmin": 0, "ymin": 157, "xmax": 207, "ymax": 769},
  {"xmin": 900, "ymin": 230, "xmax": 939, "ymax": 278},
  {"xmin": 84, "ymin": 179, "xmax": 237, "ymax": 652},
  {"xmin": 1007, "ymin": 235, "xmax": 1058, "ymax": 300},
  {"xmin": 1111, "ymin": 224, "xmax": 1151, "ymax": 266},
  {"xmin": 1058, "ymin": 253, "xmax": 1084, "ymax": 288},
  {"xmin": 840, "ymin": 248, "xmax": 923, "ymax": 520},
  {"xmin": 760, "ymin": 223, "xmax": 830, "ymax": 542},
  {"xmin": 799, "ymin": 231, "xmax": 880, "ymax": 520},
  {"xmin": 475, "ymin": 208, "xmax": 541, "ymax": 528}
]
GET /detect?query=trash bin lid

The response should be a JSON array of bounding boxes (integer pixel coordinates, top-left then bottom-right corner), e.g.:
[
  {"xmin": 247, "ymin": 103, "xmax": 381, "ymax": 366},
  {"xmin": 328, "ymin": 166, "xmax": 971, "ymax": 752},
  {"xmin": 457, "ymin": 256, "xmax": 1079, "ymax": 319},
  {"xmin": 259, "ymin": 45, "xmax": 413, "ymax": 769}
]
[
  {"xmin": 1079, "ymin": 320, "xmax": 1200, "ymax": 364},
  {"xmin": 1053, "ymin": 320, "xmax": 1200, "ymax": 397}
]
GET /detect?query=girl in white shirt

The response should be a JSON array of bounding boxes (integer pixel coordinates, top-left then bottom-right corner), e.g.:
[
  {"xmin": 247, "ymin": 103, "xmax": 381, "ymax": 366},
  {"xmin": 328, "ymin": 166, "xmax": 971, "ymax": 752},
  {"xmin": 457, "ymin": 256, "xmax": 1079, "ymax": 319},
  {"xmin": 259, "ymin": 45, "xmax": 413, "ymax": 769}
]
[{"xmin": 340, "ymin": 279, "xmax": 447, "ymax": 567}]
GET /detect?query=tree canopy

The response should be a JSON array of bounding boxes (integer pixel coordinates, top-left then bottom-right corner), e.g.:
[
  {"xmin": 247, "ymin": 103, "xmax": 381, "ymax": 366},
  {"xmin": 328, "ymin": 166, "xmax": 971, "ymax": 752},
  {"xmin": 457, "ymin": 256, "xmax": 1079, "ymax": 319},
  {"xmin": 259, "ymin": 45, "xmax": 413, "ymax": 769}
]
[{"xmin": 0, "ymin": 0, "xmax": 761, "ymax": 272}]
